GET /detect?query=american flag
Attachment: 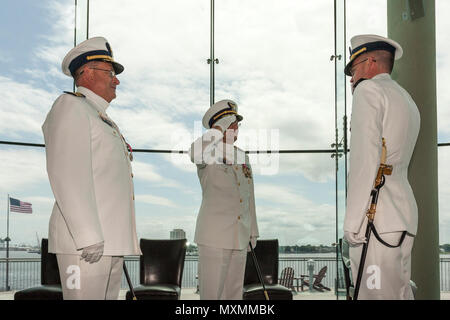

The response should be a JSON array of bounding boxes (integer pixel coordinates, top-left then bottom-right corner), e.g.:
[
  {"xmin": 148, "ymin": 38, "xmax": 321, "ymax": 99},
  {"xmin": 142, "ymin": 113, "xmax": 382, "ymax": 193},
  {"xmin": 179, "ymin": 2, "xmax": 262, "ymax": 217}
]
[{"xmin": 9, "ymin": 197, "xmax": 32, "ymax": 214}]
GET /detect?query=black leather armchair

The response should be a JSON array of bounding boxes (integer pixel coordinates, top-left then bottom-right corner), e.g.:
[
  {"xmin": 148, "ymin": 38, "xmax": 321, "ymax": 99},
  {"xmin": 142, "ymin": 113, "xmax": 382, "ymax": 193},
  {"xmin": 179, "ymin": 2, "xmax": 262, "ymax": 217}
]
[
  {"xmin": 243, "ymin": 239, "xmax": 293, "ymax": 300},
  {"xmin": 126, "ymin": 238, "xmax": 187, "ymax": 300},
  {"xmin": 14, "ymin": 238, "xmax": 63, "ymax": 300}
]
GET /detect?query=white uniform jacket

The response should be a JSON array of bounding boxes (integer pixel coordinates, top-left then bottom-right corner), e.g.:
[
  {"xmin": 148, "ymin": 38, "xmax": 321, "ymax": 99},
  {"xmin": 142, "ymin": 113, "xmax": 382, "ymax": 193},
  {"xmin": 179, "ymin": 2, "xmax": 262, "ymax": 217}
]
[
  {"xmin": 344, "ymin": 73, "xmax": 420, "ymax": 235},
  {"xmin": 42, "ymin": 86, "xmax": 141, "ymax": 256},
  {"xmin": 189, "ymin": 129, "xmax": 259, "ymax": 250}
]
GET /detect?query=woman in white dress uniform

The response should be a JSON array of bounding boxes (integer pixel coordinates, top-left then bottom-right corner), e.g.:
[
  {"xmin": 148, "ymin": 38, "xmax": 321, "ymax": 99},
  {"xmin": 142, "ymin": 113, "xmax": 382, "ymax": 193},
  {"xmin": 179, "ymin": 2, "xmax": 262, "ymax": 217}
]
[{"xmin": 189, "ymin": 99, "xmax": 259, "ymax": 300}]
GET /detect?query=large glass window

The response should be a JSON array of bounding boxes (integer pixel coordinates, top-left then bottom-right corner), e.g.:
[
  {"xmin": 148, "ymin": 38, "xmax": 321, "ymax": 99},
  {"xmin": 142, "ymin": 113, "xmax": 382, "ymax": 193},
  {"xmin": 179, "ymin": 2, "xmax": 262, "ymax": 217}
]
[
  {"xmin": 3, "ymin": 0, "xmax": 446, "ymax": 297},
  {"xmin": 249, "ymin": 153, "xmax": 336, "ymax": 246},
  {"xmin": 87, "ymin": 0, "xmax": 340, "ymax": 250},
  {"xmin": 215, "ymin": 0, "xmax": 335, "ymax": 150},
  {"xmin": 0, "ymin": 146, "xmax": 53, "ymax": 245},
  {"xmin": 89, "ymin": 0, "xmax": 210, "ymax": 151},
  {"xmin": 0, "ymin": 0, "xmax": 73, "ymax": 145},
  {"xmin": 437, "ymin": 0, "xmax": 450, "ymax": 246},
  {"xmin": 0, "ymin": 0, "xmax": 73, "ymax": 245},
  {"xmin": 0, "ymin": 0, "xmax": 343, "ymax": 296},
  {"xmin": 345, "ymin": 0, "xmax": 387, "ymax": 118}
]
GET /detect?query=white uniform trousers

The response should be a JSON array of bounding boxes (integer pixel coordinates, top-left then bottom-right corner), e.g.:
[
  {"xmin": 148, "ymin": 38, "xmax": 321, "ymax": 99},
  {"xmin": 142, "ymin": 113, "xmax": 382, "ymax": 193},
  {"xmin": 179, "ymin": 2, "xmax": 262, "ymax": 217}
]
[
  {"xmin": 198, "ymin": 245, "xmax": 247, "ymax": 300},
  {"xmin": 56, "ymin": 254, "xmax": 123, "ymax": 300},
  {"xmin": 349, "ymin": 231, "xmax": 414, "ymax": 300}
]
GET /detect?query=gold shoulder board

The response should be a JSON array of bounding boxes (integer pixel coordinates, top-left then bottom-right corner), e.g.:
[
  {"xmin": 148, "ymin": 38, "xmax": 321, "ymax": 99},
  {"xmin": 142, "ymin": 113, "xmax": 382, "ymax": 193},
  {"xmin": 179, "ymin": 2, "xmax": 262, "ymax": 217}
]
[{"xmin": 63, "ymin": 91, "xmax": 85, "ymax": 98}]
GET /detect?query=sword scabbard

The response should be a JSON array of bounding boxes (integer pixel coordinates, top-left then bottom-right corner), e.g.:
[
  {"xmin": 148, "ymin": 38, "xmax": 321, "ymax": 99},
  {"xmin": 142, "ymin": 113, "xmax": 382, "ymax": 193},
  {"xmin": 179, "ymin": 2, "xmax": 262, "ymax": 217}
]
[{"xmin": 354, "ymin": 138, "xmax": 393, "ymax": 300}]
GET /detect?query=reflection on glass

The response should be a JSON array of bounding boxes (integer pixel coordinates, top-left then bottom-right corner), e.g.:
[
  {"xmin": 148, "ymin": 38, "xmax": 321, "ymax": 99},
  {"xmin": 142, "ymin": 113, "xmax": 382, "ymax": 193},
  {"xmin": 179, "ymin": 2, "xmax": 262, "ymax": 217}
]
[
  {"xmin": 436, "ymin": 0, "xmax": 450, "ymax": 143},
  {"xmin": 345, "ymin": 0, "xmax": 387, "ymax": 118},
  {"xmin": 335, "ymin": 0, "xmax": 346, "ymax": 237},
  {"xmin": 0, "ymin": 0, "xmax": 74, "ymax": 144},
  {"xmin": 438, "ymin": 148, "xmax": 450, "ymax": 248},
  {"xmin": 89, "ymin": 0, "xmax": 209, "ymax": 151},
  {"xmin": 215, "ymin": 0, "xmax": 335, "ymax": 150},
  {"xmin": 0, "ymin": 1, "xmax": 367, "ymax": 296},
  {"xmin": 249, "ymin": 153, "xmax": 335, "ymax": 246},
  {"xmin": 0, "ymin": 146, "xmax": 53, "ymax": 246},
  {"xmin": 75, "ymin": 0, "xmax": 89, "ymax": 45},
  {"xmin": 436, "ymin": 1, "xmax": 450, "ymax": 270},
  {"xmin": 334, "ymin": 0, "xmax": 347, "ymax": 299}
]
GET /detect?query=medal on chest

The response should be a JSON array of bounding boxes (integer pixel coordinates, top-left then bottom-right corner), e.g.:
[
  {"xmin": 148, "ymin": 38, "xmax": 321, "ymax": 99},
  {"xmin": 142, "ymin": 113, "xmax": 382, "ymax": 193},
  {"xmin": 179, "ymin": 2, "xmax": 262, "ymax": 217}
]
[
  {"xmin": 99, "ymin": 113, "xmax": 133, "ymax": 161},
  {"xmin": 242, "ymin": 164, "xmax": 252, "ymax": 179}
]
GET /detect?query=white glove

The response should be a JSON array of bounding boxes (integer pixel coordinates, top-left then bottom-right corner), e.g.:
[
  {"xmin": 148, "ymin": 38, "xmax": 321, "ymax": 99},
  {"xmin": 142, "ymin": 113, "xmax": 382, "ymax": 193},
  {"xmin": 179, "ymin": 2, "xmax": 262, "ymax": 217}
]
[
  {"xmin": 344, "ymin": 231, "xmax": 367, "ymax": 247},
  {"xmin": 214, "ymin": 115, "xmax": 236, "ymax": 133},
  {"xmin": 247, "ymin": 237, "xmax": 257, "ymax": 252},
  {"xmin": 81, "ymin": 241, "xmax": 104, "ymax": 263}
]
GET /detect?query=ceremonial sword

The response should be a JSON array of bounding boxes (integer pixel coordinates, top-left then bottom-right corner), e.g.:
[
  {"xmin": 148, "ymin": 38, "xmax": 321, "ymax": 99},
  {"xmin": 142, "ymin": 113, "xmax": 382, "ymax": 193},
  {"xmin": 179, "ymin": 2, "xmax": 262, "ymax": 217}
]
[
  {"xmin": 353, "ymin": 138, "xmax": 392, "ymax": 300},
  {"xmin": 123, "ymin": 263, "xmax": 137, "ymax": 300},
  {"xmin": 249, "ymin": 241, "xmax": 270, "ymax": 300}
]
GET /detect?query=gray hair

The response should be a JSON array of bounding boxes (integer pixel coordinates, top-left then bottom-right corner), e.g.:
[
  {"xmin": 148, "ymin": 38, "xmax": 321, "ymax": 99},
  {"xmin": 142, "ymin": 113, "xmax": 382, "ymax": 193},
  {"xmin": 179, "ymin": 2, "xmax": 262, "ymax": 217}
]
[
  {"xmin": 74, "ymin": 61, "xmax": 100, "ymax": 85},
  {"xmin": 371, "ymin": 50, "xmax": 395, "ymax": 74}
]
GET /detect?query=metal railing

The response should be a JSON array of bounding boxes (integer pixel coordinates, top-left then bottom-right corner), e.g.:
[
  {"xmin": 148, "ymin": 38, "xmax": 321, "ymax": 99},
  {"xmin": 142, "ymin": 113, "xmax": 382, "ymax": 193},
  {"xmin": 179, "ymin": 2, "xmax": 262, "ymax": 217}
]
[
  {"xmin": 440, "ymin": 258, "xmax": 450, "ymax": 292},
  {"xmin": 1, "ymin": 256, "xmax": 449, "ymax": 292}
]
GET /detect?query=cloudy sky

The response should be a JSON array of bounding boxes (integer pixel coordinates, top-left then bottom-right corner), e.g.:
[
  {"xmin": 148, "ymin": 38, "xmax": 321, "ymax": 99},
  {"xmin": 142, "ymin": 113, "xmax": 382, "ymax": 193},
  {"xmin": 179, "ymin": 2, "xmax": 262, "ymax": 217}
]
[{"xmin": 0, "ymin": 0, "xmax": 449, "ymax": 247}]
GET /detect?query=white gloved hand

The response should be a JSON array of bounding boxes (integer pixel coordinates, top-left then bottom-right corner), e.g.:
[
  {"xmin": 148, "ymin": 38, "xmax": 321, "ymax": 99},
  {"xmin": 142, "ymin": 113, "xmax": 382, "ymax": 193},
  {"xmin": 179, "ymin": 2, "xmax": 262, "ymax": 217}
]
[
  {"xmin": 81, "ymin": 241, "xmax": 104, "ymax": 263},
  {"xmin": 214, "ymin": 115, "xmax": 237, "ymax": 133},
  {"xmin": 247, "ymin": 237, "xmax": 257, "ymax": 252},
  {"xmin": 344, "ymin": 231, "xmax": 367, "ymax": 247}
]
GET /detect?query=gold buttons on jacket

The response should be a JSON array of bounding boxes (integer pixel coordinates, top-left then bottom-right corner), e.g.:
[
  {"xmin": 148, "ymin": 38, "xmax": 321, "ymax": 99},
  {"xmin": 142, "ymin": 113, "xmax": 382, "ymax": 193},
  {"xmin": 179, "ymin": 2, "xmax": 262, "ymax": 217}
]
[{"xmin": 240, "ymin": 199, "xmax": 243, "ymax": 203}]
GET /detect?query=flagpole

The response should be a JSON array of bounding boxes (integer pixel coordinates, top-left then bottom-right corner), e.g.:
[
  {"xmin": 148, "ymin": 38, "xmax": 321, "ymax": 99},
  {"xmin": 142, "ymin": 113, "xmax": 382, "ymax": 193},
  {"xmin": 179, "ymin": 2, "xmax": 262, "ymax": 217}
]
[{"xmin": 5, "ymin": 194, "xmax": 10, "ymax": 291}]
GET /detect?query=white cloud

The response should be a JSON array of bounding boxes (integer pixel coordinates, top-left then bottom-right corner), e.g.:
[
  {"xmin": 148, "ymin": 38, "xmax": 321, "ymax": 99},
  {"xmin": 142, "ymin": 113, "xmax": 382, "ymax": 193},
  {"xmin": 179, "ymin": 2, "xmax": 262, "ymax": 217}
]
[
  {"xmin": 0, "ymin": 2, "xmax": 74, "ymax": 142},
  {"xmin": 132, "ymin": 160, "xmax": 184, "ymax": 189},
  {"xmin": 0, "ymin": 148, "xmax": 48, "ymax": 192},
  {"xmin": 436, "ymin": 0, "xmax": 450, "ymax": 141},
  {"xmin": 26, "ymin": 196, "xmax": 55, "ymax": 206},
  {"xmin": 438, "ymin": 148, "xmax": 450, "ymax": 244},
  {"xmin": 135, "ymin": 213, "xmax": 197, "ymax": 241},
  {"xmin": 253, "ymin": 183, "xmax": 335, "ymax": 245},
  {"xmin": 37, "ymin": 1, "xmax": 74, "ymax": 66},
  {"xmin": 0, "ymin": 149, "xmax": 52, "ymax": 244},
  {"xmin": 136, "ymin": 194, "xmax": 178, "ymax": 208},
  {"xmin": 1, "ymin": 0, "xmax": 339, "ymax": 184},
  {"xmin": 84, "ymin": 0, "xmax": 338, "ymax": 183},
  {"xmin": 0, "ymin": 76, "xmax": 56, "ymax": 140}
]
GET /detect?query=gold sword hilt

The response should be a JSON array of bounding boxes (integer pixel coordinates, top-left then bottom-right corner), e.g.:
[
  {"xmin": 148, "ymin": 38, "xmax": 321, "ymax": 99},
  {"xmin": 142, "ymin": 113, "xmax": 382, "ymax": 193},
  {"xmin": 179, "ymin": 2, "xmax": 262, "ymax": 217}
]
[{"xmin": 366, "ymin": 138, "xmax": 393, "ymax": 222}]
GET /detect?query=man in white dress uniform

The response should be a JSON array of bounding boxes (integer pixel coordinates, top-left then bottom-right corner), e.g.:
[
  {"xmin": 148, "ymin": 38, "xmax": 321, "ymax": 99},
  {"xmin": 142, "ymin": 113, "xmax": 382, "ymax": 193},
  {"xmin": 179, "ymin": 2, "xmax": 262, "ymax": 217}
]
[
  {"xmin": 42, "ymin": 37, "xmax": 141, "ymax": 299},
  {"xmin": 343, "ymin": 34, "xmax": 420, "ymax": 299},
  {"xmin": 189, "ymin": 99, "xmax": 259, "ymax": 300}
]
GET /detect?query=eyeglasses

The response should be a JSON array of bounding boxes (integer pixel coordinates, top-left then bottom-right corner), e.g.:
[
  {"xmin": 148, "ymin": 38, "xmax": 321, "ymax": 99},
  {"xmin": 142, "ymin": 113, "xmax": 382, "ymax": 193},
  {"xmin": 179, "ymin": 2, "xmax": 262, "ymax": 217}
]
[
  {"xmin": 349, "ymin": 57, "xmax": 377, "ymax": 76},
  {"xmin": 349, "ymin": 59, "xmax": 368, "ymax": 76},
  {"xmin": 89, "ymin": 67, "xmax": 116, "ymax": 78}
]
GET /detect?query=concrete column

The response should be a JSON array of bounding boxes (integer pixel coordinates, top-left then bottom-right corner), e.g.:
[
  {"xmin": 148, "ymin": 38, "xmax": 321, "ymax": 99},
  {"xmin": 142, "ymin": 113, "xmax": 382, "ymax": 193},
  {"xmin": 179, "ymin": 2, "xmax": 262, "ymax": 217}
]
[{"xmin": 387, "ymin": 0, "xmax": 440, "ymax": 299}]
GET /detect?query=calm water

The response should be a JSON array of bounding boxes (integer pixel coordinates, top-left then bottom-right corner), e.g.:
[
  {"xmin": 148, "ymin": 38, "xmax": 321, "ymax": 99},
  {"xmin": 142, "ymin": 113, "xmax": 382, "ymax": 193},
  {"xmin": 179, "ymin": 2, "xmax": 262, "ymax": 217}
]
[
  {"xmin": 2, "ymin": 250, "xmax": 449, "ymax": 259},
  {"xmin": 0, "ymin": 251, "xmax": 41, "ymax": 259},
  {"xmin": 1, "ymin": 251, "xmax": 449, "ymax": 291}
]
